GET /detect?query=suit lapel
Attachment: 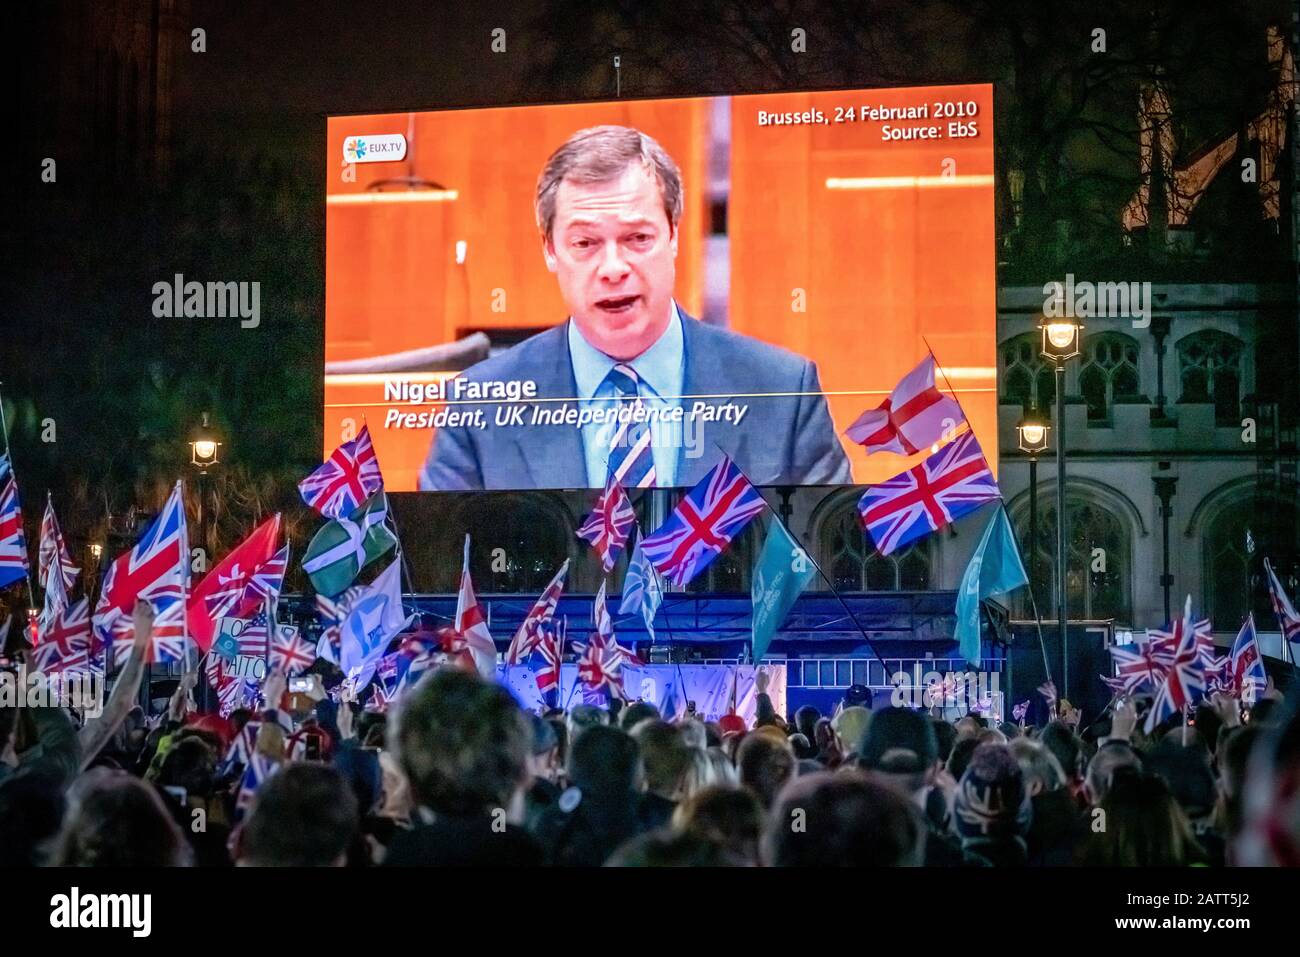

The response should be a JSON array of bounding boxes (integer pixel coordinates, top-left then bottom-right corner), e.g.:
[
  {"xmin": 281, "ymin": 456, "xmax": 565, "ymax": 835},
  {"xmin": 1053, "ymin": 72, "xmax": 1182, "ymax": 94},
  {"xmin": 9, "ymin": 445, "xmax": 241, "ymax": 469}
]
[
  {"xmin": 508, "ymin": 324, "xmax": 586, "ymax": 488},
  {"xmin": 676, "ymin": 312, "xmax": 743, "ymax": 486}
]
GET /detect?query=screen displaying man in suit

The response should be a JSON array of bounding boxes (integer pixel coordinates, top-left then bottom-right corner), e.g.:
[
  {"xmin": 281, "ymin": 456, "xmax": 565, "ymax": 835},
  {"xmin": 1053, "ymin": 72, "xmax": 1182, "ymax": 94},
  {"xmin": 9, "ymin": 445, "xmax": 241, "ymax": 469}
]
[{"xmin": 420, "ymin": 124, "xmax": 850, "ymax": 491}]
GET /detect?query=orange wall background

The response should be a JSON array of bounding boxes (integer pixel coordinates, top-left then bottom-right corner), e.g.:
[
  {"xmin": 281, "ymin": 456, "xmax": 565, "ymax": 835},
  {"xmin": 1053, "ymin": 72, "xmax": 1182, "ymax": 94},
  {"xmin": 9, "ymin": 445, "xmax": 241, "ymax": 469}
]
[{"xmin": 324, "ymin": 85, "xmax": 995, "ymax": 490}]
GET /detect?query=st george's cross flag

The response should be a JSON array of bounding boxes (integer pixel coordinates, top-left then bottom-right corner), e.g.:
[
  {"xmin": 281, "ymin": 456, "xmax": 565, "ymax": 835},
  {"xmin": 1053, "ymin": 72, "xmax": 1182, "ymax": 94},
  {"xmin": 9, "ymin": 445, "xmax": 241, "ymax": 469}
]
[
  {"xmin": 1230, "ymin": 615, "xmax": 1268, "ymax": 702},
  {"xmin": 0, "ymin": 455, "xmax": 29, "ymax": 589},
  {"xmin": 298, "ymin": 425, "xmax": 384, "ymax": 520},
  {"xmin": 1145, "ymin": 597, "xmax": 1209, "ymax": 734},
  {"xmin": 857, "ymin": 432, "xmax": 1000, "ymax": 556},
  {"xmin": 642, "ymin": 456, "xmax": 766, "ymax": 588},
  {"xmin": 1264, "ymin": 557, "xmax": 1300, "ymax": 646},
  {"xmin": 505, "ymin": 559, "xmax": 569, "ymax": 665},
  {"xmin": 39, "ymin": 495, "xmax": 79, "ymax": 592},
  {"xmin": 187, "ymin": 514, "xmax": 281, "ymax": 652},
  {"xmin": 845, "ymin": 354, "xmax": 967, "ymax": 455},
  {"xmin": 576, "ymin": 476, "xmax": 636, "ymax": 573},
  {"xmin": 455, "ymin": 535, "xmax": 498, "ymax": 677}
]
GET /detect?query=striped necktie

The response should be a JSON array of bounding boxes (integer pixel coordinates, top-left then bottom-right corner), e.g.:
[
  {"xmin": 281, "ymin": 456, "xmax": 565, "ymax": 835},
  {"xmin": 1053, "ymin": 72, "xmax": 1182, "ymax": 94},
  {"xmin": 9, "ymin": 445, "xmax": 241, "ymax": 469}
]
[{"xmin": 604, "ymin": 363, "xmax": 656, "ymax": 488}]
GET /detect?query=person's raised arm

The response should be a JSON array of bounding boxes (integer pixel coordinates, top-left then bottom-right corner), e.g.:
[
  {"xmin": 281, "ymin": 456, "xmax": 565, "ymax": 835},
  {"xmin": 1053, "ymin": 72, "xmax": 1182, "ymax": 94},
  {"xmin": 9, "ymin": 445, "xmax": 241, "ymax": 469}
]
[{"xmin": 78, "ymin": 599, "xmax": 153, "ymax": 772}]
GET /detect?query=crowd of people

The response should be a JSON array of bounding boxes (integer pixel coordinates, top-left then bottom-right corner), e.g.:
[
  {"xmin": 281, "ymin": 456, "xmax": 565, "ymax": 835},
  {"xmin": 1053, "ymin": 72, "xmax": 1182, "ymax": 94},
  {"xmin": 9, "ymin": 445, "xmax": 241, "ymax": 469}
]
[{"xmin": 2, "ymin": 601, "xmax": 1299, "ymax": 867}]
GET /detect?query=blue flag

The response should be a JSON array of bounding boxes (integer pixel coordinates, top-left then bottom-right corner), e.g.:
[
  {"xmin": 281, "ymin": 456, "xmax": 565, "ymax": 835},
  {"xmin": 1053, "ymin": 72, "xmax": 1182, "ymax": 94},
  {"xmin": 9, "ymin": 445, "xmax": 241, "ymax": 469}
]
[
  {"xmin": 751, "ymin": 519, "xmax": 816, "ymax": 663},
  {"xmin": 619, "ymin": 529, "xmax": 663, "ymax": 641},
  {"xmin": 954, "ymin": 507, "xmax": 1029, "ymax": 666}
]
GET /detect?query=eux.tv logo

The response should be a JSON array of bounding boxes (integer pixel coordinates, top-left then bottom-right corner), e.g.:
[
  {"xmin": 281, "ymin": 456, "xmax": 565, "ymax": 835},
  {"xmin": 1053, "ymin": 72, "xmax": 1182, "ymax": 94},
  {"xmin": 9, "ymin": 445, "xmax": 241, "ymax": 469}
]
[{"xmin": 343, "ymin": 133, "xmax": 407, "ymax": 164}]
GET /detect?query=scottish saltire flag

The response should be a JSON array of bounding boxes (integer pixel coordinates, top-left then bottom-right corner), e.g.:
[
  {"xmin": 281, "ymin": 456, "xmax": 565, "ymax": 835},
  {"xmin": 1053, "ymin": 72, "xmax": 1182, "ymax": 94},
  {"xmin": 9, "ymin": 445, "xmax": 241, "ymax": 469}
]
[
  {"xmin": 845, "ymin": 354, "xmax": 966, "ymax": 455},
  {"xmin": 858, "ymin": 432, "xmax": 1000, "ymax": 556},
  {"xmin": 1145, "ymin": 597, "xmax": 1209, "ymax": 734},
  {"xmin": 576, "ymin": 476, "xmax": 635, "ymax": 573},
  {"xmin": 39, "ymin": 495, "xmax": 79, "ymax": 592},
  {"xmin": 298, "ymin": 424, "xmax": 384, "ymax": 519},
  {"xmin": 751, "ymin": 518, "xmax": 816, "ymax": 664},
  {"xmin": 0, "ymin": 455, "xmax": 29, "ymax": 588},
  {"xmin": 339, "ymin": 558, "xmax": 412, "ymax": 687},
  {"xmin": 95, "ymin": 482, "xmax": 188, "ymax": 617},
  {"xmin": 303, "ymin": 492, "xmax": 396, "ymax": 597},
  {"xmin": 953, "ymin": 506, "xmax": 1028, "ymax": 665},
  {"xmin": 642, "ymin": 456, "xmax": 765, "ymax": 588},
  {"xmin": 506, "ymin": 559, "xmax": 568, "ymax": 664},
  {"xmin": 188, "ymin": 514, "xmax": 281, "ymax": 651},
  {"xmin": 1264, "ymin": 557, "xmax": 1300, "ymax": 645},
  {"xmin": 1106, "ymin": 641, "xmax": 1169, "ymax": 693},
  {"xmin": 32, "ymin": 597, "xmax": 92, "ymax": 674},
  {"xmin": 315, "ymin": 586, "xmax": 364, "ymax": 664},
  {"xmin": 1230, "ymin": 615, "xmax": 1267, "ymax": 701},
  {"xmin": 455, "ymin": 535, "xmax": 497, "ymax": 676},
  {"xmin": 619, "ymin": 529, "xmax": 663, "ymax": 642},
  {"xmin": 269, "ymin": 624, "xmax": 315, "ymax": 675}
]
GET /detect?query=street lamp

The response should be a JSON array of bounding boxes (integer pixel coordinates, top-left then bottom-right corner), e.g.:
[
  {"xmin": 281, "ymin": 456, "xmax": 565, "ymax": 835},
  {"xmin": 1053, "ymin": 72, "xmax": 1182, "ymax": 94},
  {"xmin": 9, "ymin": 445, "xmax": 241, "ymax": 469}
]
[
  {"xmin": 189, "ymin": 413, "xmax": 222, "ymax": 473},
  {"xmin": 1017, "ymin": 406, "xmax": 1051, "ymax": 606},
  {"xmin": 1038, "ymin": 315, "xmax": 1083, "ymax": 700}
]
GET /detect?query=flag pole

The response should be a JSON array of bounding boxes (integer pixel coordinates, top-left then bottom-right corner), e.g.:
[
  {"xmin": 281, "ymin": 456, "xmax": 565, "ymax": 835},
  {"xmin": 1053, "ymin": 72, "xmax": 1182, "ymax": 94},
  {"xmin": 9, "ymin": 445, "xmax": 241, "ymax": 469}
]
[
  {"xmin": 922, "ymin": 338, "xmax": 1055, "ymax": 700},
  {"xmin": 0, "ymin": 379, "xmax": 38, "ymax": 613}
]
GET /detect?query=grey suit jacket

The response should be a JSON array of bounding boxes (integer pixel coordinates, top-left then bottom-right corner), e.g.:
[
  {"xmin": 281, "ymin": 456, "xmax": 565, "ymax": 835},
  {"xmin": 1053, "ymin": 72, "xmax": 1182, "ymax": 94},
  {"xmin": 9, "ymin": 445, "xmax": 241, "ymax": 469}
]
[{"xmin": 419, "ymin": 310, "xmax": 851, "ymax": 490}]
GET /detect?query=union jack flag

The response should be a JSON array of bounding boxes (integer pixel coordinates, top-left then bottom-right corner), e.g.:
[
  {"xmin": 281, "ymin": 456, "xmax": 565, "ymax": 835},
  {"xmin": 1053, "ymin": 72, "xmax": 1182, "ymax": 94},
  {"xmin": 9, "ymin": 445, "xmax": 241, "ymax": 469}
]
[
  {"xmin": 365, "ymin": 681, "xmax": 393, "ymax": 713},
  {"xmin": 39, "ymin": 495, "xmax": 79, "ymax": 592},
  {"xmin": 577, "ymin": 477, "xmax": 635, "ymax": 573},
  {"xmin": 505, "ymin": 559, "xmax": 568, "ymax": 664},
  {"xmin": 235, "ymin": 752, "xmax": 279, "ymax": 820},
  {"xmin": 1230, "ymin": 614, "xmax": 1267, "ymax": 701},
  {"xmin": 224, "ymin": 719, "xmax": 261, "ymax": 771},
  {"xmin": 1145, "ymin": 609, "xmax": 1214, "ymax": 668},
  {"xmin": 1264, "ymin": 557, "xmax": 1300, "ymax": 645},
  {"xmin": 32, "ymin": 597, "xmax": 93, "ymax": 674},
  {"xmin": 576, "ymin": 635, "xmax": 625, "ymax": 700},
  {"xmin": 0, "ymin": 455, "xmax": 29, "ymax": 589},
  {"xmin": 1204, "ymin": 654, "xmax": 1235, "ymax": 695},
  {"xmin": 1011, "ymin": 700, "xmax": 1030, "ymax": 723},
  {"xmin": 207, "ymin": 655, "xmax": 259, "ymax": 717},
  {"xmin": 857, "ymin": 432, "xmax": 1000, "ymax": 556},
  {"xmin": 94, "ymin": 482, "xmax": 189, "ymax": 659},
  {"xmin": 1105, "ymin": 640, "xmax": 1170, "ymax": 693},
  {"xmin": 1145, "ymin": 597, "xmax": 1208, "ymax": 734},
  {"xmin": 269, "ymin": 623, "xmax": 315, "ymax": 675},
  {"xmin": 244, "ymin": 544, "xmax": 289, "ymax": 607},
  {"xmin": 642, "ymin": 456, "xmax": 765, "ymax": 588},
  {"xmin": 535, "ymin": 620, "xmax": 565, "ymax": 694},
  {"xmin": 298, "ymin": 425, "xmax": 384, "ymax": 519},
  {"xmin": 112, "ymin": 592, "xmax": 189, "ymax": 665}
]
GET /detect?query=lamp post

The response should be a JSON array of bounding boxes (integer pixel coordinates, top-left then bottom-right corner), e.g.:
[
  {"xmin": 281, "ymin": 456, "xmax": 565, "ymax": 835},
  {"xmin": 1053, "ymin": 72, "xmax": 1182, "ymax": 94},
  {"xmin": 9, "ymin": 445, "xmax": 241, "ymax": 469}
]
[
  {"xmin": 1017, "ymin": 406, "xmax": 1051, "ymax": 600},
  {"xmin": 1038, "ymin": 316, "xmax": 1083, "ymax": 700},
  {"xmin": 189, "ymin": 412, "xmax": 222, "ymax": 552}
]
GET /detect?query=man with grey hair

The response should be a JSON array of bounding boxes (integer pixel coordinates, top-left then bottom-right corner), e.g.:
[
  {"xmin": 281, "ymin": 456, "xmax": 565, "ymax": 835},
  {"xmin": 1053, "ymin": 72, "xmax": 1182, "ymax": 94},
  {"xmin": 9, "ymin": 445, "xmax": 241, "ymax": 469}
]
[{"xmin": 421, "ymin": 124, "xmax": 849, "ymax": 490}]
